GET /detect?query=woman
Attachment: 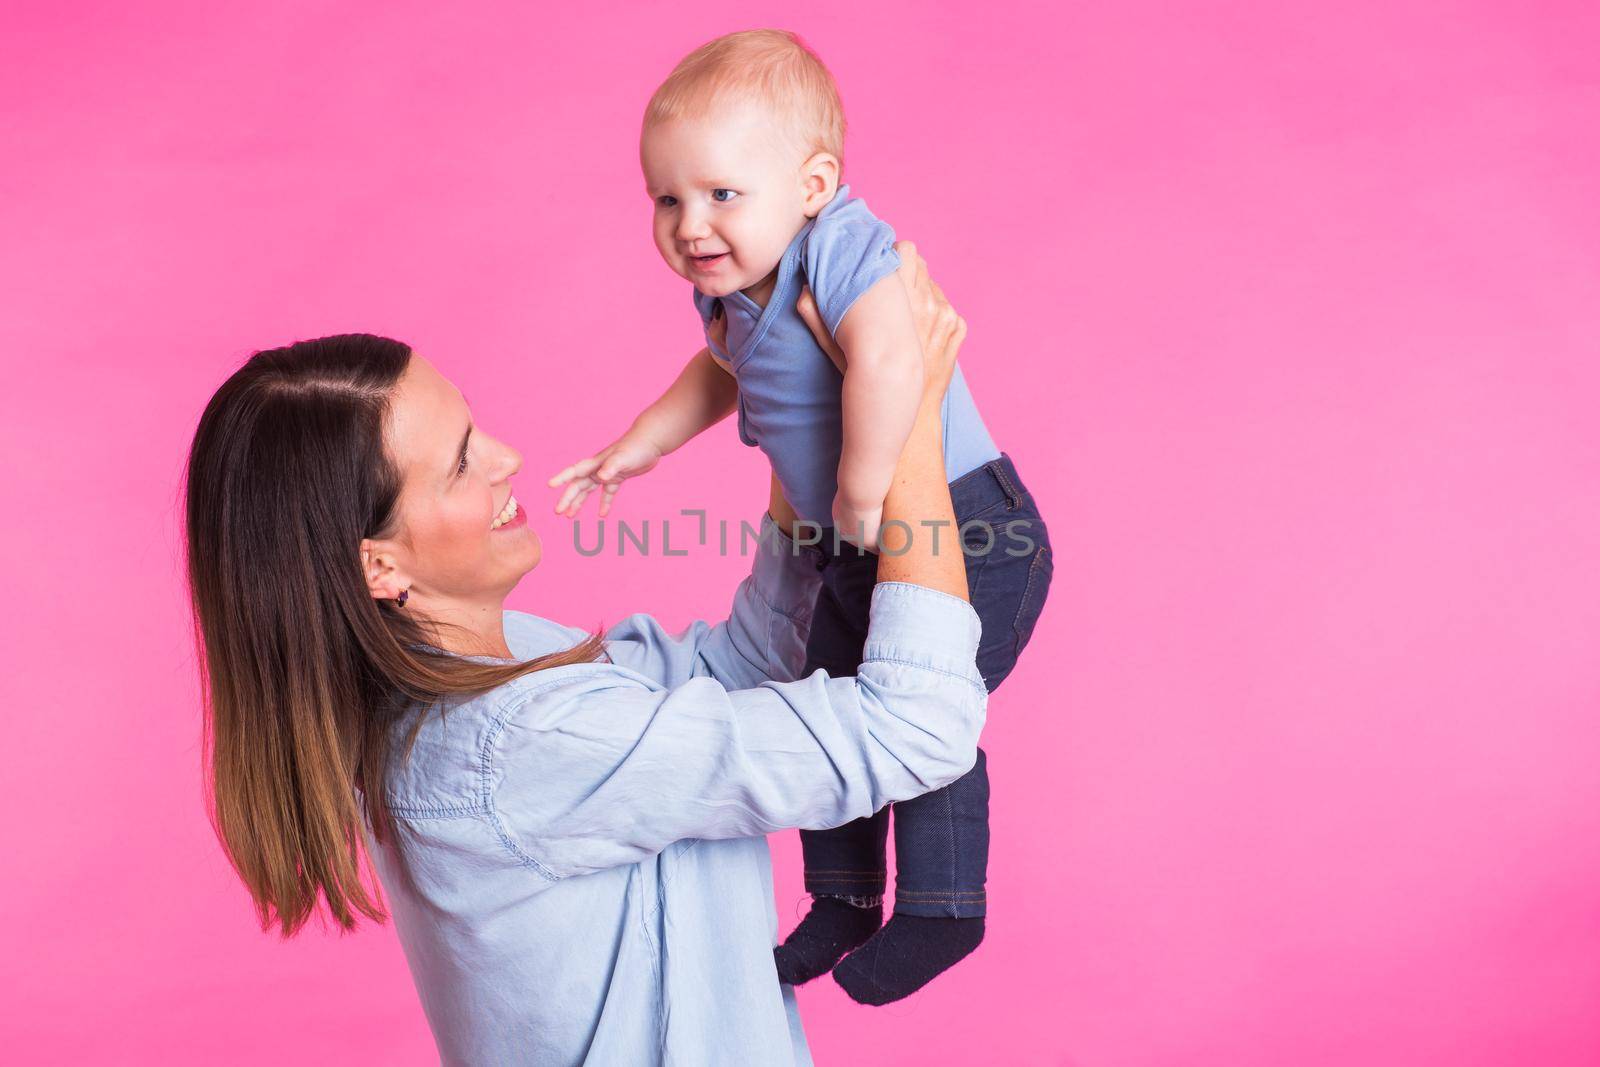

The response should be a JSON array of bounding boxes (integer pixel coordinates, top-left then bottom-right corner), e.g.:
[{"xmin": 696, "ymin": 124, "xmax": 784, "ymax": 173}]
[{"xmin": 185, "ymin": 248, "xmax": 983, "ymax": 1065}]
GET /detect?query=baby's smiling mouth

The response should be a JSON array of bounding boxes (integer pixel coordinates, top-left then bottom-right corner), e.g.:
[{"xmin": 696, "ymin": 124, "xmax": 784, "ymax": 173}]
[{"xmin": 688, "ymin": 252, "xmax": 728, "ymax": 271}]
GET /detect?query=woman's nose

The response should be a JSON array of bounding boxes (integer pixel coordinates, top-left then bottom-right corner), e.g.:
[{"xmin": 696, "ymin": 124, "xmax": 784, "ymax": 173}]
[{"xmin": 496, "ymin": 443, "xmax": 523, "ymax": 482}]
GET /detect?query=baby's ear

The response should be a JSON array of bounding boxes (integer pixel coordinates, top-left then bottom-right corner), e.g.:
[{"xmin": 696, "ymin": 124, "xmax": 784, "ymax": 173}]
[{"xmin": 799, "ymin": 152, "xmax": 841, "ymax": 218}]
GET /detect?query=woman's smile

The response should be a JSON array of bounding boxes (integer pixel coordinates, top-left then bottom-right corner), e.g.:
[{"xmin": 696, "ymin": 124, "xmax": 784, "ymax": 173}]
[{"xmin": 490, "ymin": 494, "xmax": 524, "ymax": 531}]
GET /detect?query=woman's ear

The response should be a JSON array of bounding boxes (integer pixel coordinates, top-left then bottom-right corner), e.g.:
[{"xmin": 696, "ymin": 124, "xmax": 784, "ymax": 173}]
[
  {"xmin": 360, "ymin": 539, "xmax": 410, "ymax": 602},
  {"xmin": 799, "ymin": 152, "xmax": 841, "ymax": 218}
]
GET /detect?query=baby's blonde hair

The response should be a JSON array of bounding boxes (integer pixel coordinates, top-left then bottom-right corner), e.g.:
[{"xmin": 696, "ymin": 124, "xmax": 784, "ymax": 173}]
[{"xmin": 644, "ymin": 29, "xmax": 846, "ymax": 165}]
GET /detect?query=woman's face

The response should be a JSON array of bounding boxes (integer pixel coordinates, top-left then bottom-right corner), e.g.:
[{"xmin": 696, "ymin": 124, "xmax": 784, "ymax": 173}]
[{"xmin": 370, "ymin": 355, "xmax": 540, "ymax": 606}]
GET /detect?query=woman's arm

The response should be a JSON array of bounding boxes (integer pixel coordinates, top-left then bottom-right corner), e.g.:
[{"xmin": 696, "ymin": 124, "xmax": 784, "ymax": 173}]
[
  {"xmin": 493, "ymin": 245, "xmax": 985, "ymax": 879},
  {"xmin": 870, "ymin": 246, "xmax": 968, "ymax": 599},
  {"xmin": 799, "ymin": 243, "xmax": 968, "ymax": 596},
  {"xmin": 492, "ymin": 586, "xmax": 983, "ymax": 879},
  {"xmin": 598, "ymin": 514, "xmax": 822, "ymax": 690}
]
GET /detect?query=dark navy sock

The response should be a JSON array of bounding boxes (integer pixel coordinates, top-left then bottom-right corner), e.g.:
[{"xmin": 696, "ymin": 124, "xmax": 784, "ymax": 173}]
[
  {"xmin": 773, "ymin": 896, "xmax": 883, "ymax": 986},
  {"xmin": 832, "ymin": 914, "xmax": 986, "ymax": 1005}
]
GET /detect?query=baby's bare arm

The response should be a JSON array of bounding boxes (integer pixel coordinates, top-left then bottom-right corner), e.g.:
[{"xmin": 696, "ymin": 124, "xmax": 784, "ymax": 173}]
[
  {"xmin": 631, "ymin": 346, "xmax": 738, "ymax": 455},
  {"xmin": 830, "ymin": 274, "xmax": 925, "ymax": 547},
  {"xmin": 548, "ymin": 347, "xmax": 735, "ymax": 517}
]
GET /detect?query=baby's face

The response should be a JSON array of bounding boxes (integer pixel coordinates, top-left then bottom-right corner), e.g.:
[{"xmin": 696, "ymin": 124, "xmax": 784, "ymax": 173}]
[{"xmin": 641, "ymin": 102, "xmax": 813, "ymax": 299}]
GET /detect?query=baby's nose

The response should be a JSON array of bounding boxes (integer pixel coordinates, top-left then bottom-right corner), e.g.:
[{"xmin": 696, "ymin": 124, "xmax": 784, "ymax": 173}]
[{"xmin": 675, "ymin": 213, "xmax": 710, "ymax": 241}]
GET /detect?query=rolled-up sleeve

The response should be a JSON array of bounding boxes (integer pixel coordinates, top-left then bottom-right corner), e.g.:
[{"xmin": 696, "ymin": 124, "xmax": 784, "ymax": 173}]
[
  {"xmin": 599, "ymin": 515, "xmax": 822, "ymax": 691},
  {"xmin": 490, "ymin": 582, "xmax": 987, "ymax": 879}
]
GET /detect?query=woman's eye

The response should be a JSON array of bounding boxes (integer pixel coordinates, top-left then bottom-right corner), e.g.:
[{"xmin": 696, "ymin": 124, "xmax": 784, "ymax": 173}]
[
  {"xmin": 656, "ymin": 195, "xmax": 677, "ymax": 207},
  {"xmin": 456, "ymin": 451, "xmax": 470, "ymax": 476},
  {"xmin": 711, "ymin": 188, "xmax": 739, "ymax": 203}
]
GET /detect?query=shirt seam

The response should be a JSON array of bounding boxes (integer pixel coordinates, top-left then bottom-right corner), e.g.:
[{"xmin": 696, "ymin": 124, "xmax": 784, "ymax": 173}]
[
  {"xmin": 726, "ymin": 231, "xmax": 808, "ymax": 371},
  {"xmin": 751, "ymin": 525, "xmax": 822, "ymax": 621},
  {"xmin": 750, "ymin": 566, "xmax": 817, "ymax": 623},
  {"xmin": 385, "ymin": 802, "xmax": 483, "ymax": 819},
  {"xmin": 477, "ymin": 669, "xmax": 627, "ymax": 883},
  {"xmin": 872, "ymin": 581, "xmax": 982, "ymax": 614},
  {"xmin": 863, "ymin": 654, "xmax": 990, "ymax": 696},
  {"xmin": 823, "ymin": 255, "xmax": 901, "ymax": 334}
]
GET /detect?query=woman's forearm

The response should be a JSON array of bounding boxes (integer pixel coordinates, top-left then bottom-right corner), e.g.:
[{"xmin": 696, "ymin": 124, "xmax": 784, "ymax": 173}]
[{"xmin": 876, "ymin": 398, "xmax": 967, "ymax": 601}]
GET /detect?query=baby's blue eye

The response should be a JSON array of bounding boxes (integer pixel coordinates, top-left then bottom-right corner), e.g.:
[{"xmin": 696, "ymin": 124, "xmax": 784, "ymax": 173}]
[
  {"xmin": 656, "ymin": 195, "xmax": 677, "ymax": 207},
  {"xmin": 711, "ymin": 189, "xmax": 739, "ymax": 203}
]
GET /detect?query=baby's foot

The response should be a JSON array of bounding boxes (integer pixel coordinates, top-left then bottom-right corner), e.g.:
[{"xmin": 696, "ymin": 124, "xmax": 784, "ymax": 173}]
[
  {"xmin": 773, "ymin": 896, "xmax": 882, "ymax": 986},
  {"xmin": 832, "ymin": 914, "xmax": 985, "ymax": 1005}
]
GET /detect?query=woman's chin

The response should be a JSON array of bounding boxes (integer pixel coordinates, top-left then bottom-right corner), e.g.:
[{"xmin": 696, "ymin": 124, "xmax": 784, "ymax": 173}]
[{"xmin": 504, "ymin": 526, "xmax": 542, "ymax": 579}]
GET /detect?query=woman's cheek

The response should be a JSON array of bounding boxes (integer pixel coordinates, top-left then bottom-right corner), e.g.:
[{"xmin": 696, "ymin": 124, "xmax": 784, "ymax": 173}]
[{"xmin": 433, "ymin": 497, "xmax": 491, "ymax": 557}]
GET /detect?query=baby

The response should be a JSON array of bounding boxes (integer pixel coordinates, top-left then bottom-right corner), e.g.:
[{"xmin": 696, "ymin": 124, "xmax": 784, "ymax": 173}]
[{"xmin": 550, "ymin": 29, "xmax": 1053, "ymax": 1004}]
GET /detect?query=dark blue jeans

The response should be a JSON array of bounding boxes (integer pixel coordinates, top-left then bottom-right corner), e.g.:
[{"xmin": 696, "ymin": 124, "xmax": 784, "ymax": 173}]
[{"xmin": 799, "ymin": 454, "xmax": 1053, "ymax": 918}]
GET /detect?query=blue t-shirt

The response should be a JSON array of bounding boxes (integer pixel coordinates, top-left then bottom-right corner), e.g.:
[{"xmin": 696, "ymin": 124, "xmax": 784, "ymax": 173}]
[{"xmin": 693, "ymin": 185, "xmax": 1000, "ymax": 523}]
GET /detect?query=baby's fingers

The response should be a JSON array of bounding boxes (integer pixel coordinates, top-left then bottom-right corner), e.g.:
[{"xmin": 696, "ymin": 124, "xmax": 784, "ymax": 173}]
[
  {"xmin": 548, "ymin": 455, "xmax": 603, "ymax": 488},
  {"xmin": 555, "ymin": 476, "xmax": 596, "ymax": 516},
  {"xmin": 597, "ymin": 481, "xmax": 623, "ymax": 518},
  {"xmin": 563, "ymin": 489, "xmax": 597, "ymax": 520}
]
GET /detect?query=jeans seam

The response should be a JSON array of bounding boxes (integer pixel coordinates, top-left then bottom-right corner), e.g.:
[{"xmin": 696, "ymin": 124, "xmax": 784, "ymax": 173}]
[
  {"xmin": 950, "ymin": 470, "xmax": 1014, "ymax": 519},
  {"xmin": 943, "ymin": 779, "xmax": 958, "ymax": 909},
  {"xmin": 1013, "ymin": 544, "xmax": 1054, "ymax": 655},
  {"xmin": 990, "ymin": 455, "xmax": 1023, "ymax": 509}
]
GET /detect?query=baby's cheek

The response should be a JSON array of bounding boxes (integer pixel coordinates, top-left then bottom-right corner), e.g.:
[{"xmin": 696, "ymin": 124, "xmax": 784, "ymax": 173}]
[{"xmin": 653, "ymin": 225, "xmax": 678, "ymax": 262}]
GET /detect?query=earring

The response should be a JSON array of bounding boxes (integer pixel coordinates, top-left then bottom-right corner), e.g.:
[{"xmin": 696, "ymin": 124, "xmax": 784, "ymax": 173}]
[{"xmin": 396, "ymin": 588, "xmax": 410, "ymax": 607}]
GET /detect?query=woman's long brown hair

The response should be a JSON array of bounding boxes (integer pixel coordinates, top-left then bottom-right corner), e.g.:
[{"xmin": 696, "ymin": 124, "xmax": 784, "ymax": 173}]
[{"xmin": 185, "ymin": 335, "xmax": 602, "ymax": 936}]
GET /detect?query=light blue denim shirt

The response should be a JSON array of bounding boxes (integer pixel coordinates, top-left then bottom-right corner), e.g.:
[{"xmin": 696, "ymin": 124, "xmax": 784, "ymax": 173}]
[{"xmin": 367, "ymin": 518, "xmax": 987, "ymax": 1065}]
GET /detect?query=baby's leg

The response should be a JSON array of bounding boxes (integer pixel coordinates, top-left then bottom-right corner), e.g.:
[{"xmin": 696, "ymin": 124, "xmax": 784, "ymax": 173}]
[
  {"xmin": 774, "ymin": 542, "xmax": 885, "ymax": 986},
  {"xmin": 833, "ymin": 754, "xmax": 990, "ymax": 1005},
  {"xmin": 834, "ymin": 455, "xmax": 1054, "ymax": 1004}
]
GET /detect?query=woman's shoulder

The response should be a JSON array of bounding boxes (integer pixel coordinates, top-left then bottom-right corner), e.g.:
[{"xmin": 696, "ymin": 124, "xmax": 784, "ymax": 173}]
[
  {"xmin": 503, "ymin": 609, "xmax": 592, "ymax": 661},
  {"xmin": 382, "ymin": 614, "xmax": 640, "ymax": 815}
]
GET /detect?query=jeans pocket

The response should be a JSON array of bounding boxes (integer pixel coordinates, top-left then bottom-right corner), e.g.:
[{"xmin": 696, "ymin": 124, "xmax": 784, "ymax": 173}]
[{"xmin": 1012, "ymin": 544, "xmax": 1053, "ymax": 655}]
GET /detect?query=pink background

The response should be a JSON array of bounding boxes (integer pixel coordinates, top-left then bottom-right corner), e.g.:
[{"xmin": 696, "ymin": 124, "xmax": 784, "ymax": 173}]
[{"xmin": 3, "ymin": 2, "xmax": 1598, "ymax": 1064}]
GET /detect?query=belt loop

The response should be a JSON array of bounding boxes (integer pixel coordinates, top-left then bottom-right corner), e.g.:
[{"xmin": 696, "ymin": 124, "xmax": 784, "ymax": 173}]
[{"xmin": 990, "ymin": 455, "xmax": 1022, "ymax": 509}]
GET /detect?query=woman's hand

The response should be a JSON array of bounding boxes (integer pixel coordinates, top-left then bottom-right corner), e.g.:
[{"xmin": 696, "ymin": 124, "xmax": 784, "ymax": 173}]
[
  {"xmin": 896, "ymin": 242, "xmax": 966, "ymax": 406},
  {"xmin": 796, "ymin": 240, "xmax": 966, "ymax": 405}
]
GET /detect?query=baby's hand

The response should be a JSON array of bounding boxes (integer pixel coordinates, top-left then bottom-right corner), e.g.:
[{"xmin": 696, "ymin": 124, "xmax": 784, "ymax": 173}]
[
  {"xmin": 832, "ymin": 493, "xmax": 884, "ymax": 553},
  {"xmin": 547, "ymin": 432, "xmax": 664, "ymax": 518}
]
